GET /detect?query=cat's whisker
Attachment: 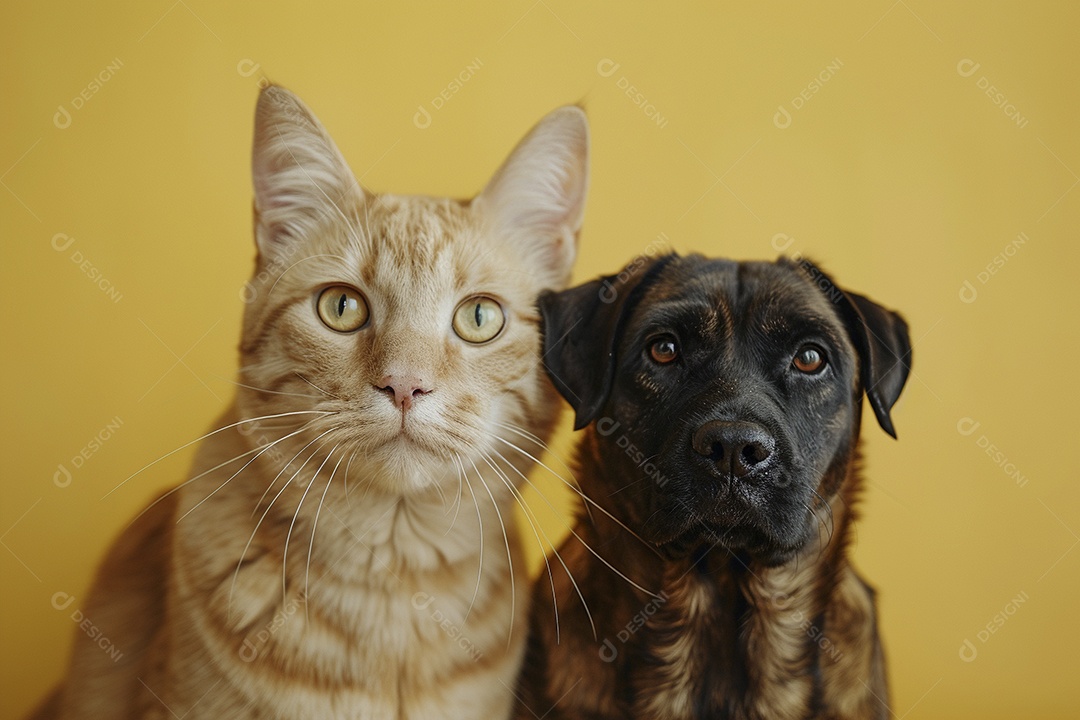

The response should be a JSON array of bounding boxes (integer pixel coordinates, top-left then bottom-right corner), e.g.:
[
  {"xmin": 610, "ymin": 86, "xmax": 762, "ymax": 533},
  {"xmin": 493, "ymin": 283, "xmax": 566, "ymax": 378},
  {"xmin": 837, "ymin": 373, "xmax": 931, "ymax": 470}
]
[
  {"xmin": 342, "ymin": 446, "xmax": 358, "ymax": 507},
  {"xmin": 283, "ymin": 441, "xmax": 340, "ymax": 606},
  {"xmin": 253, "ymin": 430, "xmax": 333, "ymax": 516},
  {"xmin": 305, "ymin": 450, "xmax": 344, "ymax": 618},
  {"xmin": 426, "ymin": 467, "xmax": 449, "ymax": 509},
  {"xmin": 176, "ymin": 426, "xmax": 316, "ymax": 525},
  {"xmin": 488, "ymin": 448, "xmax": 599, "ymax": 641},
  {"xmin": 228, "ymin": 427, "xmax": 339, "ymax": 621},
  {"xmin": 443, "ymin": 457, "xmax": 465, "ymax": 535},
  {"xmin": 492, "ymin": 434, "xmax": 661, "ymax": 558},
  {"xmin": 491, "ymin": 436, "xmax": 661, "ymax": 600},
  {"xmin": 103, "ymin": 410, "xmax": 336, "ymax": 499},
  {"xmin": 127, "ymin": 422, "xmax": 317, "ymax": 530},
  {"xmin": 492, "ymin": 420, "xmax": 546, "ymax": 448},
  {"xmin": 493, "ymin": 419, "xmax": 595, "ymax": 526},
  {"xmin": 465, "ymin": 456, "xmax": 516, "ymax": 651},
  {"xmin": 294, "ymin": 371, "xmax": 343, "ymax": 401},
  {"xmin": 264, "ymin": 253, "xmax": 349, "ymax": 301},
  {"xmin": 455, "ymin": 455, "xmax": 485, "ymax": 628},
  {"xmin": 215, "ymin": 375, "xmax": 323, "ymax": 400},
  {"xmin": 478, "ymin": 451, "xmax": 563, "ymax": 645}
]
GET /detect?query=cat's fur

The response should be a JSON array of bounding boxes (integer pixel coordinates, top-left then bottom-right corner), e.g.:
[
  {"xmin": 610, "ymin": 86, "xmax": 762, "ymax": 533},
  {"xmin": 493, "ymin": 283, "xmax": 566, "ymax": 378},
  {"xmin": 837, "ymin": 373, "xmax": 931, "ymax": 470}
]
[{"xmin": 30, "ymin": 86, "xmax": 588, "ymax": 720}]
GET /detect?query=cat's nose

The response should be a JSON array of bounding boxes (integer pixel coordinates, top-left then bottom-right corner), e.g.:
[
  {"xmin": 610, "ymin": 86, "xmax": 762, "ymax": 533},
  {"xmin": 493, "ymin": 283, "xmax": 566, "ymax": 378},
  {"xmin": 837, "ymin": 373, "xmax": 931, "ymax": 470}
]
[{"xmin": 377, "ymin": 375, "xmax": 432, "ymax": 411}]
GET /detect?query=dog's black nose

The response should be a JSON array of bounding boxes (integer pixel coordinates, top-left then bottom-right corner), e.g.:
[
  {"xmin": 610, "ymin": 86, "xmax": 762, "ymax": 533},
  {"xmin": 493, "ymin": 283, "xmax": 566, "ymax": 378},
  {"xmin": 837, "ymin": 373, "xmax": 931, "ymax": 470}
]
[{"xmin": 692, "ymin": 420, "xmax": 776, "ymax": 479}]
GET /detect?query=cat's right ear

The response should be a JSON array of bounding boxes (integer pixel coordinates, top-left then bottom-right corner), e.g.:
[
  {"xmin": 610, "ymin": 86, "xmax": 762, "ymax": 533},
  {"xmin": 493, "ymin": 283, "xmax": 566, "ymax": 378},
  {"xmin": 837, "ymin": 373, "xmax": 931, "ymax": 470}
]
[
  {"xmin": 539, "ymin": 254, "xmax": 676, "ymax": 430},
  {"xmin": 476, "ymin": 106, "xmax": 589, "ymax": 288},
  {"xmin": 251, "ymin": 85, "xmax": 361, "ymax": 259}
]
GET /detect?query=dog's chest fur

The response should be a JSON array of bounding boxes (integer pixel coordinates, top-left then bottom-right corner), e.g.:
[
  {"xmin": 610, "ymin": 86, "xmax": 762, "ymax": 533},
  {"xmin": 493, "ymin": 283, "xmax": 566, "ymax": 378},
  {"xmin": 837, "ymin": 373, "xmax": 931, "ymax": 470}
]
[{"xmin": 626, "ymin": 554, "xmax": 821, "ymax": 720}]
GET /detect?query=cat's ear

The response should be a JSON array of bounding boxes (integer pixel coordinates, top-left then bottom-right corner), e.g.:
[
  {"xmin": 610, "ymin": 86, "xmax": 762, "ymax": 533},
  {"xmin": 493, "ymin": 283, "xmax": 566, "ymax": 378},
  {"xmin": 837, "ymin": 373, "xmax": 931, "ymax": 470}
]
[
  {"xmin": 251, "ymin": 85, "xmax": 361, "ymax": 258},
  {"xmin": 476, "ymin": 106, "xmax": 589, "ymax": 288}
]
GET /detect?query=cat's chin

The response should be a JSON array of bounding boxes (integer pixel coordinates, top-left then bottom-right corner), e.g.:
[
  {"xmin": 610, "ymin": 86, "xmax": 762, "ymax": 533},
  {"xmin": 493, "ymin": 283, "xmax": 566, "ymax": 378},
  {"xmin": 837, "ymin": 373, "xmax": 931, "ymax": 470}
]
[{"xmin": 358, "ymin": 438, "xmax": 461, "ymax": 497}]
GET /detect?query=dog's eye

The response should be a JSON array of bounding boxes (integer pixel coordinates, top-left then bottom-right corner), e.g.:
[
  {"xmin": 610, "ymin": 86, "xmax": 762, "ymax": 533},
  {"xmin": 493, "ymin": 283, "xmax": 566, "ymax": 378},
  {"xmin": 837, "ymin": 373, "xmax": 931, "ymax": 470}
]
[
  {"xmin": 792, "ymin": 346, "xmax": 826, "ymax": 374},
  {"xmin": 649, "ymin": 337, "xmax": 679, "ymax": 364}
]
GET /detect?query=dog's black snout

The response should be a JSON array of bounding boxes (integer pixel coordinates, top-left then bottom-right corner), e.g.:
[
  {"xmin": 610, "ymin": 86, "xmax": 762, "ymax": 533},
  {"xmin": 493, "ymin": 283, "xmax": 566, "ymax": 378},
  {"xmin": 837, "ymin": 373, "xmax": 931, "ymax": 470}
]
[{"xmin": 692, "ymin": 420, "xmax": 776, "ymax": 479}]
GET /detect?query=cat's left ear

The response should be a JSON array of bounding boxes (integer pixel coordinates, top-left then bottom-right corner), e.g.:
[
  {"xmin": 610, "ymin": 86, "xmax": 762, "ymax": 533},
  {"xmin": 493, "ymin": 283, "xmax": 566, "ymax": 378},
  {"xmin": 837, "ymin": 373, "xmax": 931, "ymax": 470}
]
[
  {"xmin": 476, "ymin": 106, "xmax": 589, "ymax": 288},
  {"xmin": 251, "ymin": 85, "xmax": 361, "ymax": 260}
]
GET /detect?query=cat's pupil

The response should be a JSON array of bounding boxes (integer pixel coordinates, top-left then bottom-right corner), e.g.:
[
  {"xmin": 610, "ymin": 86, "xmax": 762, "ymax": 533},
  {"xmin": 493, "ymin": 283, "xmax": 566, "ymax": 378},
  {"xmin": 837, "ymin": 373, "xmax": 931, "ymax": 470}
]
[
  {"xmin": 337, "ymin": 294, "xmax": 347, "ymax": 317},
  {"xmin": 474, "ymin": 303, "xmax": 483, "ymax": 327}
]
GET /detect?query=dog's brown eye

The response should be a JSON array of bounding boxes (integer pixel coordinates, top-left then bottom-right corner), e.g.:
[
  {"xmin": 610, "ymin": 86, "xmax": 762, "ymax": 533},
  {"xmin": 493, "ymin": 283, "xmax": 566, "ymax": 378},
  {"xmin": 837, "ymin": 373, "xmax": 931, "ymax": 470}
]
[
  {"xmin": 650, "ymin": 337, "xmax": 679, "ymax": 364},
  {"xmin": 793, "ymin": 346, "xmax": 826, "ymax": 374}
]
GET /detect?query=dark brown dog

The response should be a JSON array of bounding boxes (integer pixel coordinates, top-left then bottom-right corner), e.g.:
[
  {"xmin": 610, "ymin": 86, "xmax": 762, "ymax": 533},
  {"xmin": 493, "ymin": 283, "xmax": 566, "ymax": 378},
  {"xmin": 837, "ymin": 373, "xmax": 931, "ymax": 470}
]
[{"xmin": 515, "ymin": 253, "xmax": 911, "ymax": 719}]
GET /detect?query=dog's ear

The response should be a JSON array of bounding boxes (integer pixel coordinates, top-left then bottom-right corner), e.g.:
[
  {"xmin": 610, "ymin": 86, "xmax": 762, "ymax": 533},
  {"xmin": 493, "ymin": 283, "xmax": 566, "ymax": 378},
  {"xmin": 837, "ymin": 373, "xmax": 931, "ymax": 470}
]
[
  {"xmin": 539, "ymin": 255, "xmax": 676, "ymax": 430},
  {"xmin": 837, "ymin": 289, "xmax": 912, "ymax": 439},
  {"xmin": 797, "ymin": 260, "xmax": 912, "ymax": 438}
]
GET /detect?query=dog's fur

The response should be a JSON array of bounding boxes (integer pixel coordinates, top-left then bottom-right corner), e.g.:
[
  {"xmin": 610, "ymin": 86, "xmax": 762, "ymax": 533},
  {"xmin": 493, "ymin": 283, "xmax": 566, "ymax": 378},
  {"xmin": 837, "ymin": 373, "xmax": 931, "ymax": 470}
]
[{"xmin": 515, "ymin": 253, "xmax": 911, "ymax": 719}]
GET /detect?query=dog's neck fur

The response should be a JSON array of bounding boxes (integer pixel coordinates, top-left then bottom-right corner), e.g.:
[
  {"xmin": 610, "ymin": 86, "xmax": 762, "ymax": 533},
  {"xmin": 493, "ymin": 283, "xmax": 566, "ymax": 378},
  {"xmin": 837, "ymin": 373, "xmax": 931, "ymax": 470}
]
[{"xmin": 557, "ymin": 429, "xmax": 884, "ymax": 719}]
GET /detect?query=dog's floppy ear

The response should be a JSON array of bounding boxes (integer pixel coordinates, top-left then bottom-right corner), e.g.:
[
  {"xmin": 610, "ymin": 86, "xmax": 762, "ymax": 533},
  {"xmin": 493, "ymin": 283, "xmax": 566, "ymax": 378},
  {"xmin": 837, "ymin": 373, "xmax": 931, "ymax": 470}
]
[
  {"xmin": 539, "ymin": 255, "xmax": 677, "ymax": 430},
  {"xmin": 836, "ymin": 287, "xmax": 912, "ymax": 439},
  {"xmin": 798, "ymin": 260, "xmax": 912, "ymax": 438}
]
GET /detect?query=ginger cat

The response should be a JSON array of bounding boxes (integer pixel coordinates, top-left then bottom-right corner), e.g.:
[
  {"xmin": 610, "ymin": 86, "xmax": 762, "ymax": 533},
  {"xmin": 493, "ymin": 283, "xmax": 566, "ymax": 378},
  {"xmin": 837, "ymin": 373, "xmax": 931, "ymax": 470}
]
[{"xmin": 30, "ymin": 85, "xmax": 588, "ymax": 720}]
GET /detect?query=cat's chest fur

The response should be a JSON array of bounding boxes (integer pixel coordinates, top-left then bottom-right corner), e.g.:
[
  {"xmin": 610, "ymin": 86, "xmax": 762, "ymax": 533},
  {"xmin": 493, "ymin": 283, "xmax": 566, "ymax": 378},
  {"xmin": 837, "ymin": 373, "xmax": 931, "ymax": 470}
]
[{"xmin": 161, "ymin": 417, "xmax": 527, "ymax": 719}]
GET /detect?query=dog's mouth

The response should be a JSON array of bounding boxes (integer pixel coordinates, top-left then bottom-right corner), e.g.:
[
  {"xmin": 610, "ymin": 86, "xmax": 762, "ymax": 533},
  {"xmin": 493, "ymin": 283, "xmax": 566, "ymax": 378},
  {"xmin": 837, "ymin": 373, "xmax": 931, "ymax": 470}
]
[{"xmin": 644, "ymin": 475, "xmax": 814, "ymax": 564}]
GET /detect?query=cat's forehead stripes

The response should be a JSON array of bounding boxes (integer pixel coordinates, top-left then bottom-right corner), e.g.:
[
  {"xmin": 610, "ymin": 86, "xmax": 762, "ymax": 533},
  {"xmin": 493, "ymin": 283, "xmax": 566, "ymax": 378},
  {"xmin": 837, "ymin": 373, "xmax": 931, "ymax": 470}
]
[{"xmin": 351, "ymin": 194, "xmax": 509, "ymax": 311}]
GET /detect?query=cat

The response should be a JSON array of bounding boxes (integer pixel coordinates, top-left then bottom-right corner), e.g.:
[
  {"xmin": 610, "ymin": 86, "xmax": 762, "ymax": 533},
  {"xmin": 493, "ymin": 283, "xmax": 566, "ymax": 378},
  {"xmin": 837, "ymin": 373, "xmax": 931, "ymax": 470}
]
[{"xmin": 29, "ymin": 85, "xmax": 589, "ymax": 720}]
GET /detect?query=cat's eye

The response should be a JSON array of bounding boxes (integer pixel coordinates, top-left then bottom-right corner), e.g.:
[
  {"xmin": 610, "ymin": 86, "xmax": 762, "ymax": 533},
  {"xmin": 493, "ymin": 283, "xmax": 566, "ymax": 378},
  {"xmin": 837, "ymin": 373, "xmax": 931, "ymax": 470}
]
[
  {"xmin": 792, "ymin": 345, "xmax": 827, "ymax": 374},
  {"xmin": 316, "ymin": 285, "xmax": 369, "ymax": 333},
  {"xmin": 649, "ymin": 336, "xmax": 679, "ymax": 364},
  {"xmin": 453, "ymin": 296, "xmax": 505, "ymax": 344}
]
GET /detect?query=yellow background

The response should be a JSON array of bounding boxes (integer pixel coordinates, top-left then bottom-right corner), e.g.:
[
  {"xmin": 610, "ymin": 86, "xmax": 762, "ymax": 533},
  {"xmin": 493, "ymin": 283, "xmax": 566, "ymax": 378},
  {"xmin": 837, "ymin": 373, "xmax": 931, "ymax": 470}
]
[{"xmin": 2, "ymin": 1, "xmax": 1077, "ymax": 717}]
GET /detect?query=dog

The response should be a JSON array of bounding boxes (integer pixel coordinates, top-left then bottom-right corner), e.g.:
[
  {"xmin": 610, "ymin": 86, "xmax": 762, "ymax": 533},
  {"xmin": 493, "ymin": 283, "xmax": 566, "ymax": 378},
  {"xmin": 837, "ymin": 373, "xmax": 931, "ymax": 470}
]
[{"xmin": 515, "ymin": 253, "xmax": 911, "ymax": 719}]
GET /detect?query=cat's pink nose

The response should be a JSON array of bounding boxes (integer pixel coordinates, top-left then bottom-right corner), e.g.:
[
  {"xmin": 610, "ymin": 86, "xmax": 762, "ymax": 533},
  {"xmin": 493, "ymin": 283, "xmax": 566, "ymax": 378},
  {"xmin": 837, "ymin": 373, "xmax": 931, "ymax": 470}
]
[{"xmin": 377, "ymin": 375, "xmax": 432, "ymax": 411}]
